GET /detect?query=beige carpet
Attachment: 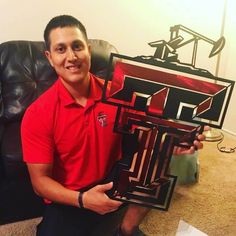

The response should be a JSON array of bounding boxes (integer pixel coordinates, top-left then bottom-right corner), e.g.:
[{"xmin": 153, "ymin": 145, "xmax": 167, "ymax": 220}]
[
  {"xmin": 140, "ymin": 130, "xmax": 236, "ymax": 236},
  {"xmin": 0, "ymin": 131, "xmax": 235, "ymax": 236}
]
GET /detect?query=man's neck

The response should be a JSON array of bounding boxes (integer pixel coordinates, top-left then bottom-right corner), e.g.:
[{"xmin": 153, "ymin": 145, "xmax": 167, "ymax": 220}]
[{"xmin": 60, "ymin": 74, "xmax": 90, "ymax": 107}]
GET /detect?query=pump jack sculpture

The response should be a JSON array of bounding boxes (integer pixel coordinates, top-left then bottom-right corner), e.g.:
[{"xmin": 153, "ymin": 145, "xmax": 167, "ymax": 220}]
[{"xmin": 102, "ymin": 25, "xmax": 234, "ymax": 210}]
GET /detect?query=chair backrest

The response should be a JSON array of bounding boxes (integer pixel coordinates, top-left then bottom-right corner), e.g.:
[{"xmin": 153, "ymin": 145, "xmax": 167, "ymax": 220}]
[
  {"xmin": 0, "ymin": 39, "xmax": 118, "ymax": 179},
  {"xmin": 0, "ymin": 39, "xmax": 118, "ymax": 122}
]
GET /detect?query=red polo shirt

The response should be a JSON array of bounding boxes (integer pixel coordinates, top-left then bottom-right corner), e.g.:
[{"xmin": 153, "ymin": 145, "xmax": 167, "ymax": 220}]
[{"xmin": 21, "ymin": 74, "xmax": 122, "ymax": 190}]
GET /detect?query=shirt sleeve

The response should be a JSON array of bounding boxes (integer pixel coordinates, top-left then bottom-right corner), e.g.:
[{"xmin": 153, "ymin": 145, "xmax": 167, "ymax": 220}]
[{"xmin": 21, "ymin": 106, "xmax": 54, "ymax": 164}]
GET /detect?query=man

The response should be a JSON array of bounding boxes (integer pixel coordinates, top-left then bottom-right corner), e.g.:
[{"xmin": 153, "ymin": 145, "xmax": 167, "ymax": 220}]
[{"xmin": 21, "ymin": 15, "xmax": 206, "ymax": 236}]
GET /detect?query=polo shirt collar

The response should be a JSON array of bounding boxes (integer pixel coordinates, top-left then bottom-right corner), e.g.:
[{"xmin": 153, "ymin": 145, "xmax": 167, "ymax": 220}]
[
  {"xmin": 88, "ymin": 73, "xmax": 103, "ymax": 102},
  {"xmin": 57, "ymin": 73, "xmax": 103, "ymax": 107}
]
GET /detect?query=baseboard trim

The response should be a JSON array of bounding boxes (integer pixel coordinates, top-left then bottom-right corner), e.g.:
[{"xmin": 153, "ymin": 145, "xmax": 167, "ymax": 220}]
[{"xmin": 222, "ymin": 128, "xmax": 236, "ymax": 137}]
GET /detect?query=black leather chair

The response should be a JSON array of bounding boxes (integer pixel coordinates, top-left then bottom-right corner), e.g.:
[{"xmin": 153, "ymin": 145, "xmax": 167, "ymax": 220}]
[{"xmin": 0, "ymin": 39, "xmax": 118, "ymax": 224}]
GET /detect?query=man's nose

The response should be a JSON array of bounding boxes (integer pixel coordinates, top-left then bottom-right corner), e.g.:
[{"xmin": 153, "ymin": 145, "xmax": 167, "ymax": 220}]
[{"xmin": 67, "ymin": 48, "xmax": 77, "ymax": 61}]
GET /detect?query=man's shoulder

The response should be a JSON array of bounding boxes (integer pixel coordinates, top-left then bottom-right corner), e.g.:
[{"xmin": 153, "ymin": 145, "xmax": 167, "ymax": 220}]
[
  {"xmin": 25, "ymin": 80, "xmax": 59, "ymax": 115},
  {"xmin": 90, "ymin": 73, "xmax": 113, "ymax": 93},
  {"xmin": 91, "ymin": 73, "xmax": 105, "ymax": 85}
]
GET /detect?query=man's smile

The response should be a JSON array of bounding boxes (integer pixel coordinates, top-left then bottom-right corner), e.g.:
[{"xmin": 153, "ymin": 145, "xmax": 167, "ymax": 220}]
[{"xmin": 66, "ymin": 64, "xmax": 82, "ymax": 72}]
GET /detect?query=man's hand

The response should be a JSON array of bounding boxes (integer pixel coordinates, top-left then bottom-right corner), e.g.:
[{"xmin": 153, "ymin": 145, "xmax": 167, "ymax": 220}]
[
  {"xmin": 82, "ymin": 182, "xmax": 123, "ymax": 215},
  {"xmin": 173, "ymin": 126, "xmax": 210, "ymax": 155}
]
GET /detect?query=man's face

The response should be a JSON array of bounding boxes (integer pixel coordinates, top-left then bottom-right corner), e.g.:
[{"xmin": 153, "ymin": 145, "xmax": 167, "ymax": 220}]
[{"xmin": 45, "ymin": 26, "xmax": 91, "ymax": 85}]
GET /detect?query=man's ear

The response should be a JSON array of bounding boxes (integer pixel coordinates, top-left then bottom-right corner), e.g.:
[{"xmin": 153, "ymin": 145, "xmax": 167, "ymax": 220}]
[
  {"xmin": 45, "ymin": 50, "xmax": 54, "ymax": 67},
  {"xmin": 88, "ymin": 43, "xmax": 91, "ymax": 56}
]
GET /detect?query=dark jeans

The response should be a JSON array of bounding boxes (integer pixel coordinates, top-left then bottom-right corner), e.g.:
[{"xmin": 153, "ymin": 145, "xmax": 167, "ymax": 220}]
[
  {"xmin": 36, "ymin": 164, "xmax": 128, "ymax": 236},
  {"xmin": 36, "ymin": 203, "xmax": 114, "ymax": 236}
]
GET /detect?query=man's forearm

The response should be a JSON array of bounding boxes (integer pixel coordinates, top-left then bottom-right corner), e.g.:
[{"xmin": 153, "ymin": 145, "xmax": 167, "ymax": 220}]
[{"xmin": 32, "ymin": 175, "xmax": 80, "ymax": 207}]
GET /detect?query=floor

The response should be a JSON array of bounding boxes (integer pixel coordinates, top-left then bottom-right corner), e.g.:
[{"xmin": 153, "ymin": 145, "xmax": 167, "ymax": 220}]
[{"xmin": 139, "ymin": 130, "xmax": 236, "ymax": 236}]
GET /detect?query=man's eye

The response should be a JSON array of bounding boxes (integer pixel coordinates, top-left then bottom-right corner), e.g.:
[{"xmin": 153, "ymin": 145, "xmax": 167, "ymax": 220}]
[
  {"xmin": 56, "ymin": 47, "xmax": 65, "ymax": 53},
  {"xmin": 73, "ymin": 44, "xmax": 83, "ymax": 51}
]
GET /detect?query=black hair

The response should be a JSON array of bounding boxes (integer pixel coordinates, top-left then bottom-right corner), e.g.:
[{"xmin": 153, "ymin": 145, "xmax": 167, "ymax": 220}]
[{"xmin": 44, "ymin": 15, "xmax": 88, "ymax": 50}]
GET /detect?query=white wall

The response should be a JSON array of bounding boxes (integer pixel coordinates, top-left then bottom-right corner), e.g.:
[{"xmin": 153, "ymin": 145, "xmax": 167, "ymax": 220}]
[
  {"xmin": 0, "ymin": 0, "xmax": 235, "ymax": 134},
  {"xmin": 219, "ymin": 0, "xmax": 236, "ymax": 135}
]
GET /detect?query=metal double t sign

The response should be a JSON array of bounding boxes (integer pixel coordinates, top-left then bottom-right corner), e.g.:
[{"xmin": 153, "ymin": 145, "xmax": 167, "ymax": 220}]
[{"xmin": 102, "ymin": 53, "xmax": 234, "ymax": 210}]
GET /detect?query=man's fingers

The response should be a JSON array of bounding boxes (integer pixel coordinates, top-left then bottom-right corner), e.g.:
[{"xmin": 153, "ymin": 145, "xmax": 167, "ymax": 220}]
[
  {"xmin": 204, "ymin": 125, "xmax": 211, "ymax": 132},
  {"xmin": 197, "ymin": 134, "xmax": 205, "ymax": 141},
  {"xmin": 96, "ymin": 182, "xmax": 113, "ymax": 192},
  {"xmin": 193, "ymin": 140, "xmax": 203, "ymax": 150}
]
